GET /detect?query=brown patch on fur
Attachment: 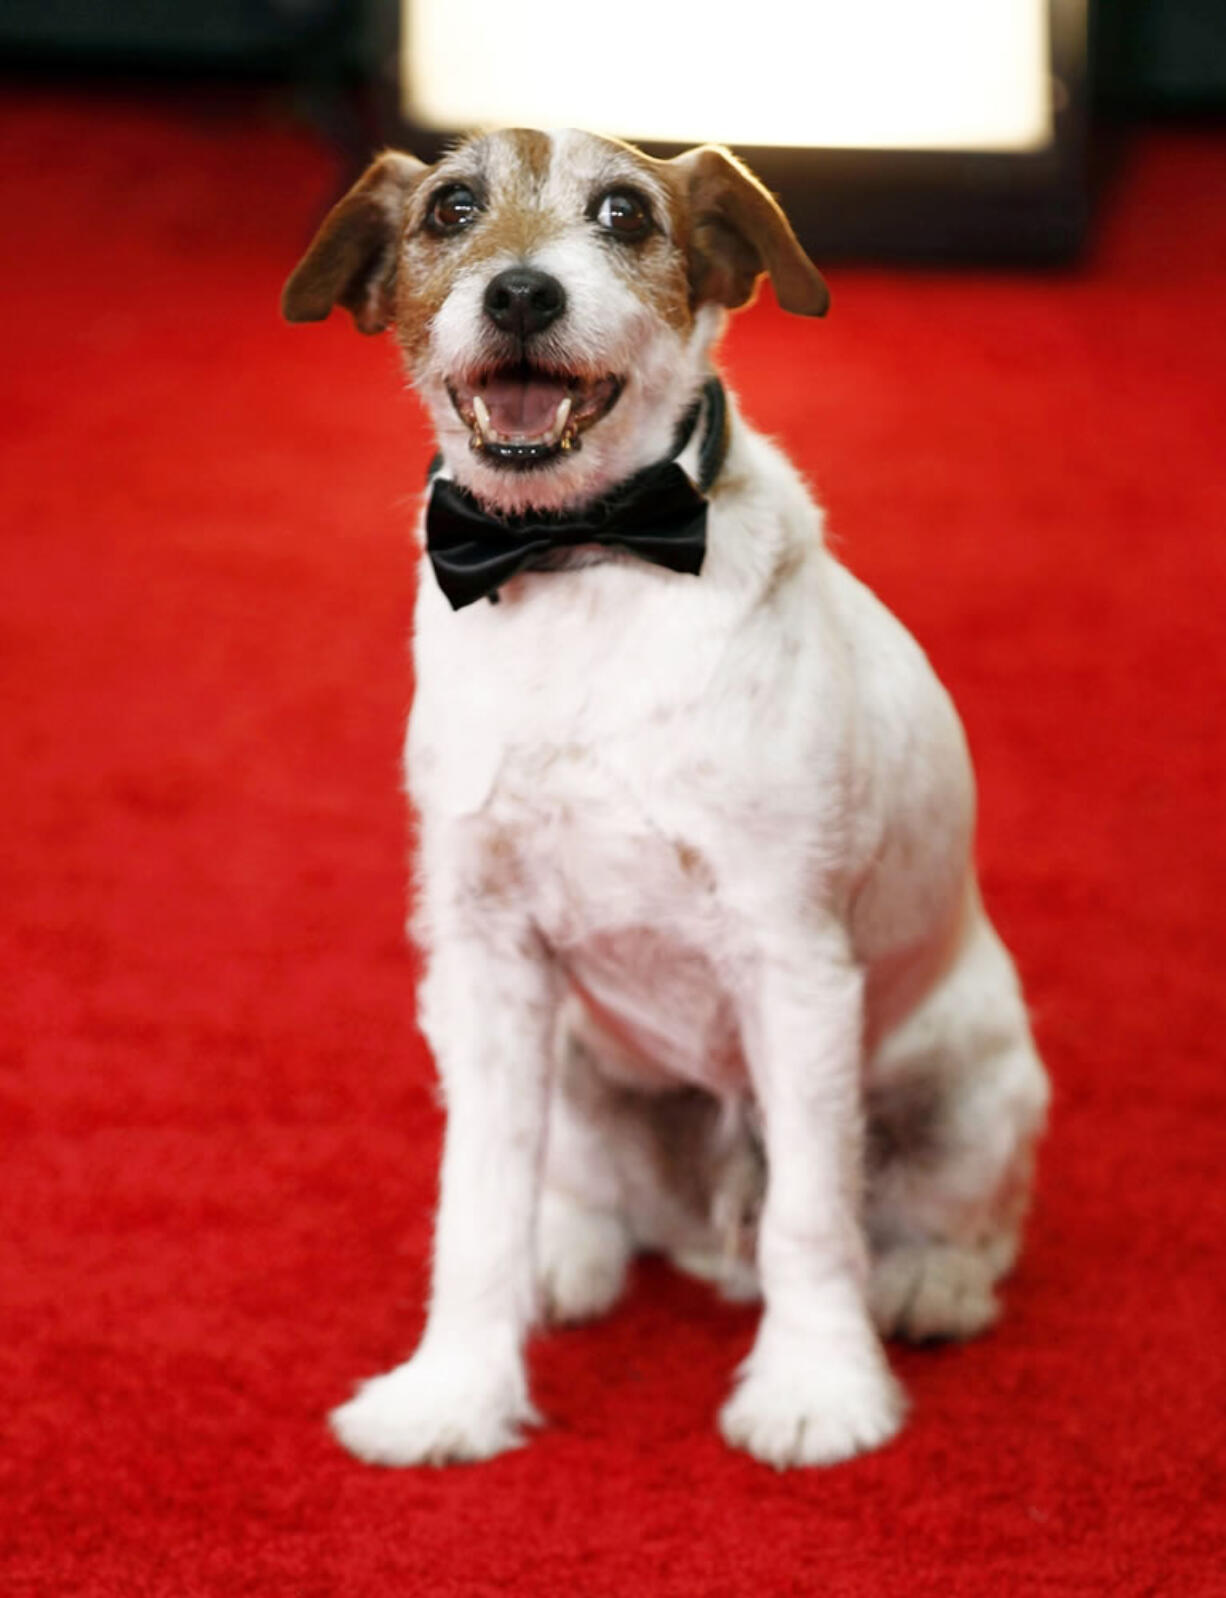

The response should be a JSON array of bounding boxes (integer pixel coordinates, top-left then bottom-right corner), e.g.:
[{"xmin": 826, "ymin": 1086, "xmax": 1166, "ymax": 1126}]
[
  {"xmin": 866, "ymin": 1069, "xmax": 949, "ymax": 1174},
  {"xmin": 392, "ymin": 236, "xmax": 459, "ymax": 366},
  {"xmin": 504, "ymin": 128, "xmax": 553, "ymax": 184},
  {"xmin": 674, "ymin": 839, "xmax": 716, "ymax": 890},
  {"xmin": 467, "ymin": 825, "xmax": 524, "ymax": 904},
  {"xmin": 610, "ymin": 228, "xmax": 694, "ymax": 334}
]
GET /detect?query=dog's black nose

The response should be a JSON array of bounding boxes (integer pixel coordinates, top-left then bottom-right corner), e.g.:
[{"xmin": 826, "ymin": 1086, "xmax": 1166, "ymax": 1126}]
[{"xmin": 483, "ymin": 268, "xmax": 566, "ymax": 339}]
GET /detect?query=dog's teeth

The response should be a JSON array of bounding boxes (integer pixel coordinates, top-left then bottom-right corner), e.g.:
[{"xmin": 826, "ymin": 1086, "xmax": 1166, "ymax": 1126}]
[
  {"xmin": 547, "ymin": 396, "xmax": 572, "ymax": 445},
  {"xmin": 468, "ymin": 391, "xmax": 577, "ymax": 450}
]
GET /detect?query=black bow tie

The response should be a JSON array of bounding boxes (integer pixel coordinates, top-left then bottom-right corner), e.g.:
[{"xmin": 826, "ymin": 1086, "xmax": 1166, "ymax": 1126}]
[{"xmin": 425, "ymin": 378, "xmax": 727, "ymax": 611}]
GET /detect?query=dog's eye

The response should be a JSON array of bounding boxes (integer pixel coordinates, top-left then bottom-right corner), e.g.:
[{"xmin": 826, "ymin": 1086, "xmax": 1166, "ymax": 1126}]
[
  {"xmin": 594, "ymin": 189, "xmax": 652, "ymax": 241},
  {"xmin": 427, "ymin": 184, "xmax": 481, "ymax": 235}
]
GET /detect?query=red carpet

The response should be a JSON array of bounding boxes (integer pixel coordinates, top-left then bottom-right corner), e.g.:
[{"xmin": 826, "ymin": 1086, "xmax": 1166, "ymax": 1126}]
[{"xmin": 3, "ymin": 87, "xmax": 1224, "ymax": 1595}]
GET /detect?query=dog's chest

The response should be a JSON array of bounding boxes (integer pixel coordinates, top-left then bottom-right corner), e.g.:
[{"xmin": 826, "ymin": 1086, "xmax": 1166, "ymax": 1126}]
[
  {"xmin": 411, "ymin": 588, "xmax": 789, "ymax": 1086},
  {"xmin": 495, "ymin": 732, "xmax": 751, "ymax": 1088},
  {"xmin": 409, "ymin": 553, "xmax": 839, "ymax": 1088}
]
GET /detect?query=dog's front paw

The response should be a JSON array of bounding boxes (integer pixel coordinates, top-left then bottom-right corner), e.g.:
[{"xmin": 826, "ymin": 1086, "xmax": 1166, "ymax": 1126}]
[
  {"xmin": 536, "ymin": 1189, "xmax": 631, "ymax": 1324},
  {"xmin": 719, "ymin": 1334, "xmax": 905, "ymax": 1468},
  {"xmin": 330, "ymin": 1344, "xmax": 538, "ymax": 1467}
]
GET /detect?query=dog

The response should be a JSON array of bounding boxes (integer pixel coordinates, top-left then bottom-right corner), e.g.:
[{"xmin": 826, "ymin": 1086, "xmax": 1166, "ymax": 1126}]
[{"xmin": 282, "ymin": 128, "xmax": 1049, "ymax": 1469}]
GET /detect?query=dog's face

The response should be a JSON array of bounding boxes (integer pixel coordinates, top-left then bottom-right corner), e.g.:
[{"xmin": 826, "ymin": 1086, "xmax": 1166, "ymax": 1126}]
[{"xmin": 283, "ymin": 130, "xmax": 828, "ymax": 515}]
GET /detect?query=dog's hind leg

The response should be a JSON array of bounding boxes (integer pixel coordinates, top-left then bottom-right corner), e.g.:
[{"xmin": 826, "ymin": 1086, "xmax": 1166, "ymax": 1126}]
[
  {"xmin": 864, "ymin": 900, "xmax": 1049, "ymax": 1342},
  {"xmin": 539, "ymin": 998, "xmax": 751, "ymax": 1322}
]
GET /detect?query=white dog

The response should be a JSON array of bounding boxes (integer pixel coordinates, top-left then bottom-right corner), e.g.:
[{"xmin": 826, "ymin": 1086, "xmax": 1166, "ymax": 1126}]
[{"xmin": 283, "ymin": 128, "xmax": 1049, "ymax": 1469}]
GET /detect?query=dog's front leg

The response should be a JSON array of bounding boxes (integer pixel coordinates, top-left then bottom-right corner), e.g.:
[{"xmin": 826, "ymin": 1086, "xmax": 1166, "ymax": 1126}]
[
  {"xmin": 331, "ymin": 910, "xmax": 555, "ymax": 1466},
  {"xmin": 720, "ymin": 929, "xmax": 905, "ymax": 1467}
]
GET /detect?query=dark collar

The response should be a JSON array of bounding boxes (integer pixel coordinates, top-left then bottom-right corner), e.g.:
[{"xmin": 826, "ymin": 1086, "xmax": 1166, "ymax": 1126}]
[
  {"xmin": 672, "ymin": 374, "xmax": 729, "ymax": 496},
  {"xmin": 424, "ymin": 378, "xmax": 729, "ymax": 610}
]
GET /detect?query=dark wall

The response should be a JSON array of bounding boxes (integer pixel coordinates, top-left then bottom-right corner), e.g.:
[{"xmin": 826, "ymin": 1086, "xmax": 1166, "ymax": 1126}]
[
  {"xmin": 4, "ymin": 2, "xmax": 1226, "ymax": 111},
  {"xmin": 1097, "ymin": 0, "xmax": 1226, "ymax": 108},
  {"xmin": 0, "ymin": 0, "xmax": 375, "ymax": 73}
]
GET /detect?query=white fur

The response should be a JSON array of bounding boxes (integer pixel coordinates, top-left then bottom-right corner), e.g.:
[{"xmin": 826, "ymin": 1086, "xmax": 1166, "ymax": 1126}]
[{"xmin": 327, "ymin": 130, "xmax": 1049, "ymax": 1470}]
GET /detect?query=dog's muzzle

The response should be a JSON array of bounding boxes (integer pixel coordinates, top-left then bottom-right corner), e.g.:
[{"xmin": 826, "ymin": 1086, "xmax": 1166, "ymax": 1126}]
[
  {"xmin": 445, "ymin": 266, "xmax": 624, "ymax": 471},
  {"xmin": 448, "ymin": 364, "xmax": 623, "ymax": 472}
]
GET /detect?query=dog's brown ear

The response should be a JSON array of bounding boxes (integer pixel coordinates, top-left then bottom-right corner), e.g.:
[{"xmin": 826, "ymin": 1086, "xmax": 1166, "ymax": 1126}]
[
  {"xmin": 669, "ymin": 146, "xmax": 829, "ymax": 318},
  {"xmin": 282, "ymin": 151, "xmax": 427, "ymax": 334}
]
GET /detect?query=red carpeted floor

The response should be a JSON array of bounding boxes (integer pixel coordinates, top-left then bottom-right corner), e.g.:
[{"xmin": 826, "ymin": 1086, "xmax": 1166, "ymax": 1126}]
[{"xmin": 3, "ymin": 86, "xmax": 1224, "ymax": 1596}]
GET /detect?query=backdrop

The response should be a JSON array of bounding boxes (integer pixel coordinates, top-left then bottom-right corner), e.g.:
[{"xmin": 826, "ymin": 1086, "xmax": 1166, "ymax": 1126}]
[{"xmin": 3, "ymin": 87, "xmax": 1223, "ymax": 1596}]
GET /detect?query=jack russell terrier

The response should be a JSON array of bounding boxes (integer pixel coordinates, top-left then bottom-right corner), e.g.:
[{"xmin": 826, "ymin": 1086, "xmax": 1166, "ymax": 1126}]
[{"xmin": 282, "ymin": 128, "xmax": 1049, "ymax": 1469}]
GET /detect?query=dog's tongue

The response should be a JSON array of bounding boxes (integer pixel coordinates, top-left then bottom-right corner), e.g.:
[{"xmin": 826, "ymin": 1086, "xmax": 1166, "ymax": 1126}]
[{"xmin": 481, "ymin": 374, "xmax": 568, "ymax": 437}]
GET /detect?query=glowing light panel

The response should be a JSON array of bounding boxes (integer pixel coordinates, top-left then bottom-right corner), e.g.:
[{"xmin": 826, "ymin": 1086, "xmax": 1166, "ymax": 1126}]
[{"xmin": 402, "ymin": 0, "xmax": 1052, "ymax": 152}]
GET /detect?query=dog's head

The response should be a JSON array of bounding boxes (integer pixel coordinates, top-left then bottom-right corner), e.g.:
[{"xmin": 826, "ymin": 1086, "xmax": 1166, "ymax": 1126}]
[{"xmin": 283, "ymin": 129, "xmax": 827, "ymax": 515}]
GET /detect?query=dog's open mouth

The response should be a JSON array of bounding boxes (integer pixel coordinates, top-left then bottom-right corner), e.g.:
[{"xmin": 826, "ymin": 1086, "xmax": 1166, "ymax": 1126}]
[{"xmin": 448, "ymin": 365, "xmax": 623, "ymax": 470}]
